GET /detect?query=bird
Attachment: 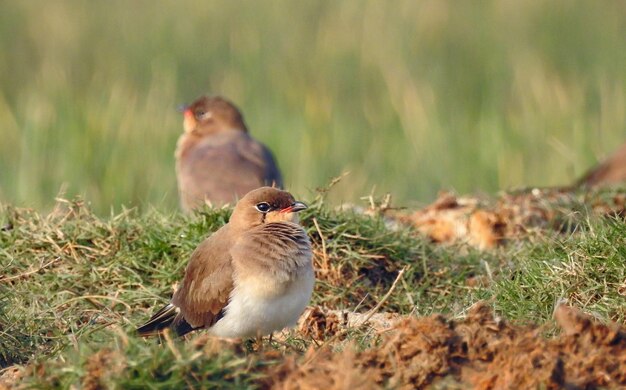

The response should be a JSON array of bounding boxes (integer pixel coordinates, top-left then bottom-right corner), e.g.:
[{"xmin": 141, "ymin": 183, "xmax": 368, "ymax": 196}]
[
  {"xmin": 575, "ymin": 142, "xmax": 626, "ymax": 189},
  {"xmin": 175, "ymin": 95, "xmax": 284, "ymax": 212},
  {"xmin": 137, "ymin": 187, "xmax": 314, "ymax": 339}
]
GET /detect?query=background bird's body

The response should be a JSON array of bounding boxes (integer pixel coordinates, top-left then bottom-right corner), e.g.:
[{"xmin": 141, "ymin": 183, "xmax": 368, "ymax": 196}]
[
  {"xmin": 176, "ymin": 96, "xmax": 283, "ymax": 211},
  {"xmin": 137, "ymin": 187, "xmax": 313, "ymax": 339},
  {"xmin": 576, "ymin": 142, "xmax": 626, "ymax": 189},
  {"xmin": 176, "ymin": 130, "xmax": 281, "ymax": 210}
]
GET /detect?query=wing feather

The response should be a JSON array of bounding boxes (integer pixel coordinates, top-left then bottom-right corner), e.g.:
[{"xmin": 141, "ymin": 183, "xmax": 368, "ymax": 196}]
[{"xmin": 171, "ymin": 228, "xmax": 235, "ymax": 328}]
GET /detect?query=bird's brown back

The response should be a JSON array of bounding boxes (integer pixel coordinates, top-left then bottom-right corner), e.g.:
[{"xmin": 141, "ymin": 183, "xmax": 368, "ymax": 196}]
[{"xmin": 576, "ymin": 143, "xmax": 626, "ymax": 188}]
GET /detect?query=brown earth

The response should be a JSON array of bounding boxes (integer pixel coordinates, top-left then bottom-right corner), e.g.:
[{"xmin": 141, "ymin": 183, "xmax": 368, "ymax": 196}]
[
  {"xmin": 0, "ymin": 367, "xmax": 21, "ymax": 390},
  {"xmin": 81, "ymin": 349, "xmax": 126, "ymax": 390},
  {"xmin": 271, "ymin": 302, "xmax": 626, "ymax": 389},
  {"xmin": 4, "ymin": 303, "xmax": 625, "ymax": 389},
  {"xmin": 393, "ymin": 189, "xmax": 626, "ymax": 250}
]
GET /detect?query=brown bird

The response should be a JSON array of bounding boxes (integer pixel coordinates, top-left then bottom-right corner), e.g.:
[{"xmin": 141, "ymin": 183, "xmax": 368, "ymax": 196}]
[
  {"xmin": 175, "ymin": 95, "xmax": 283, "ymax": 212},
  {"xmin": 137, "ymin": 187, "xmax": 313, "ymax": 339},
  {"xmin": 576, "ymin": 142, "xmax": 626, "ymax": 188}
]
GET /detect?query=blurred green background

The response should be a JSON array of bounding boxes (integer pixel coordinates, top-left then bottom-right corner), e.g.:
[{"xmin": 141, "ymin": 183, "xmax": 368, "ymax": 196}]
[{"xmin": 1, "ymin": 0, "xmax": 625, "ymax": 214}]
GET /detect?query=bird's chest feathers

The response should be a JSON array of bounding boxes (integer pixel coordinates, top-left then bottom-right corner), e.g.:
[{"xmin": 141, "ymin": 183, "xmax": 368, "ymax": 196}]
[
  {"xmin": 234, "ymin": 269, "xmax": 295, "ymax": 298},
  {"xmin": 208, "ymin": 267, "xmax": 314, "ymax": 338},
  {"xmin": 229, "ymin": 267, "xmax": 314, "ymax": 321}
]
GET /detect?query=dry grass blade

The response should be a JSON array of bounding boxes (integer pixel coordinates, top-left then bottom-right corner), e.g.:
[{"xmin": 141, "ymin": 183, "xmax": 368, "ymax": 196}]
[
  {"xmin": 0, "ymin": 257, "xmax": 60, "ymax": 283},
  {"xmin": 357, "ymin": 267, "xmax": 407, "ymax": 327}
]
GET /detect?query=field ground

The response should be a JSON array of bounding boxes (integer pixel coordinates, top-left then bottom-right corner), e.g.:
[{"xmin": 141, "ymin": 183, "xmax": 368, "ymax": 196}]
[
  {"xmin": 2, "ymin": 2, "xmax": 626, "ymax": 388},
  {"xmin": 1, "ymin": 185, "xmax": 626, "ymax": 388}
]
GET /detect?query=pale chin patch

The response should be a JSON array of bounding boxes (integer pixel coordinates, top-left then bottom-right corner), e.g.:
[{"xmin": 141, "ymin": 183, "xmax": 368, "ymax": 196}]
[
  {"xmin": 267, "ymin": 212, "xmax": 300, "ymax": 224},
  {"xmin": 183, "ymin": 116, "xmax": 196, "ymax": 133},
  {"xmin": 287, "ymin": 213, "xmax": 300, "ymax": 224}
]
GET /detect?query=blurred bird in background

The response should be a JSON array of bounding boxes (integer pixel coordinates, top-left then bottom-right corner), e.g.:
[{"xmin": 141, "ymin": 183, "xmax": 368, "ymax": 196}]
[
  {"xmin": 136, "ymin": 187, "xmax": 313, "ymax": 340},
  {"xmin": 576, "ymin": 142, "xmax": 626, "ymax": 189},
  {"xmin": 175, "ymin": 96, "xmax": 283, "ymax": 212}
]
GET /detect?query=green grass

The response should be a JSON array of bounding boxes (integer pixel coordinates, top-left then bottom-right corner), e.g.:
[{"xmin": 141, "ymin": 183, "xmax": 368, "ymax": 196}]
[
  {"xmin": 1, "ymin": 1, "xmax": 626, "ymax": 214},
  {"xmin": 1, "ymin": 188, "xmax": 625, "ymax": 387},
  {"xmin": 495, "ymin": 217, "xmax": 626, "ymax": 324}
]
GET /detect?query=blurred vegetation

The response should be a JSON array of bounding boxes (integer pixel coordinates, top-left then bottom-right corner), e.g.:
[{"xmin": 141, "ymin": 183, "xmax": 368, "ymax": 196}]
[{"xmin": 1, "ymin": 0, "xmax": 625, "ymax": 214}]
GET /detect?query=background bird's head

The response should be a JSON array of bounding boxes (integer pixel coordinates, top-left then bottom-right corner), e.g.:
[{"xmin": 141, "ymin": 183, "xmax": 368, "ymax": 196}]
[
  {"xmin": 230, "ymin": 187, "xmax": 307, "ymax": 229},
  {"xmin": 181, "ymin": 96, "xmax": 248, "ymax": 136}
]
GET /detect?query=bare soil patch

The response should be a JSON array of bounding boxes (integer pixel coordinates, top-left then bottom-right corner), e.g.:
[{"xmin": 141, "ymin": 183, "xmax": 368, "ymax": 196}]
[
  {"xmin": 273, "ymin": 302, "xmax": 626, "ymax": 389},
  {"xmin": 394, "ymin": 189, "xmax": 626, "ymax": 249}
]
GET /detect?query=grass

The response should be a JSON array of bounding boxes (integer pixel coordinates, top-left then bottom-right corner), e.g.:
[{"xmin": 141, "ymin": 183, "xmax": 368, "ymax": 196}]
[
  {"xmin": 1, "ymin": 1, "xmax": 626, "ymax": 214},
  {"xmin": 1, "ymin": 187, "xmax": 625, "ymax": 387},
  {"xmin": 495, "ymin": 216, "xmax": 626, "ymax": 324}
]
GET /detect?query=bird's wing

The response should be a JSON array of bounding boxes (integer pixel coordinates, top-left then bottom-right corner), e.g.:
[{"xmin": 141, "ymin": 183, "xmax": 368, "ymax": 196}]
[
  {"xmin": 260, "ymin": 145, "xmax": 283, "ymax": 188},
  {"xmin": 235, "ymin": 135, "xmax": 283, "ymax": 188},
  {"xmin": 576, "ymin": 143, "xmax": 626, "ymax": 188},
  {"xmin": 171, "ymin": 229, "xmax": 235, "ymax": 328},
  {"xmin": 180, "ymin": 135, "xmax": 271, "ymax": 205},
  {"xmin": 230, "ymin": 222, "xmax": 311, "ymax": 283}
]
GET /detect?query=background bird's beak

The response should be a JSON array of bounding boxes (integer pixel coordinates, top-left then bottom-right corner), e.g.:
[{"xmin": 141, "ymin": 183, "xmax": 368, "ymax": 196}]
[
  {"xmin": 182, "ymin": 108, "xmax": 196, "ymax": 133},
  {"xmin": 280, "ymin": 201, "xmax": 308, "ymax": 213},
  {"xmin": 177, "ymin": 104, "xmax": 188, "ymax": 113}
]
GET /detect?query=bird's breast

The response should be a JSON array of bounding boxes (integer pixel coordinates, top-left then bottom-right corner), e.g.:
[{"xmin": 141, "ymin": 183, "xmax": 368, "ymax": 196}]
[{"xmin": 208, "ymin": 265, "xmax": 314, "ymax": 338}]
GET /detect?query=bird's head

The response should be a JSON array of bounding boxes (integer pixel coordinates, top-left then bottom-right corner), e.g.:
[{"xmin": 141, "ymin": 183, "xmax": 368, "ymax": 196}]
[
  {"xmin": 181, "ymin": 96, "xmax": 248, "ymax": 136},
  {"xmin": 230, "ymin": 187, "xmax": 308, "ymax": 229}
]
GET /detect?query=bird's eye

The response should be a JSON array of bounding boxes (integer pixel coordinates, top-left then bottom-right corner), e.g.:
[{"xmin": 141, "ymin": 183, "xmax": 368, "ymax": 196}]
[
  {"xmin": 195, "ymin": 110, "xmax": 212, "ymax": 121},
  {"xmin": 255, "ymin": 202, "xmax": 271, "ymax": 213}
]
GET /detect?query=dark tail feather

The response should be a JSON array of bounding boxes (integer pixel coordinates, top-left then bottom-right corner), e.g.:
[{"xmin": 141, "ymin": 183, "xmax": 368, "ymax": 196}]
[{"xmin": 137, "ymin": 303, "xmax": 196, "ymax": 337}]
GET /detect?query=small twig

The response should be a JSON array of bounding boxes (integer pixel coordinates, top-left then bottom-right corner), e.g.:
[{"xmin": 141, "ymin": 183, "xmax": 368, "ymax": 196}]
[
  {"xmin": 357, "ymin": 267, "xmax": 407, "ymax": 326},
  {"xmin": 352, "ymin": 292, "xmax": 370, "ymax": 314},
  {"xmin": 111, "ymin": 325, "xmax": 130, "ymax": 348},
  {"xmin": 312, "ymin": 218, "xmax": 329, "ymax": 270},
  {"xmin": 401, "ymin": 277, "xmax": 416, "ymax": 309},
  {"xmin": 313, "ymin": 172, "xmax": 350, "ymax": 205},
  {"xmin": 325, "ymin": 172, "xmax": 350, "ymax": 190},
  {"xmin": 52, "ymin": 295, "xmax": 132, "ymax": 311},
  {"xmin": 0, "ymin": 257, "xmax": 60, "ymax": 283},
  {"xmin": 163, "ymin": 329, "xmax": 182, "ymax": 361},
  {"xmin": 482, "ymin": 260, "xmax": 493, "ymax": 283},
  {"xmin": 302, "ymin": 267, "xmax": 407, "ymax": 367}
]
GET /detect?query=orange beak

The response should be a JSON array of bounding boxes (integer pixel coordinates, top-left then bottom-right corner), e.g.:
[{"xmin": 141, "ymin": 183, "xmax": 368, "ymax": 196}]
[{"xmin": 183, "ymin": 109, "xmax": 196, "ymax": 133}]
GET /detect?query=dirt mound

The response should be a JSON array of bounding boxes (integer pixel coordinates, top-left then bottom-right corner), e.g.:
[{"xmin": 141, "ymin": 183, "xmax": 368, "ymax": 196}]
[
  {"xmin": 80, "ymin": 349, "xmax": 126, "ymax": 390},
  {"xmin": 271, "ymin": 303, "xmax": 626, "ymax": 389},
  {"xmin": 394, "ymin": 189, "xmax": 626, "ymax": 249},
  {"xmin": 298, "ymin": 307, "xmax": 402, "ymax": 341},
  {"xmin": 0, "ymin": 366, "xmax": 21, "ymax": 390}
]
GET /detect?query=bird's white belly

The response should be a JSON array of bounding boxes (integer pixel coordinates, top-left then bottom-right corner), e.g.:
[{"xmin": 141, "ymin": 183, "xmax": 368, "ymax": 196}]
[{"xmin": 208, "ymin": 269, "xmax": 314, "ymax": 338}]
